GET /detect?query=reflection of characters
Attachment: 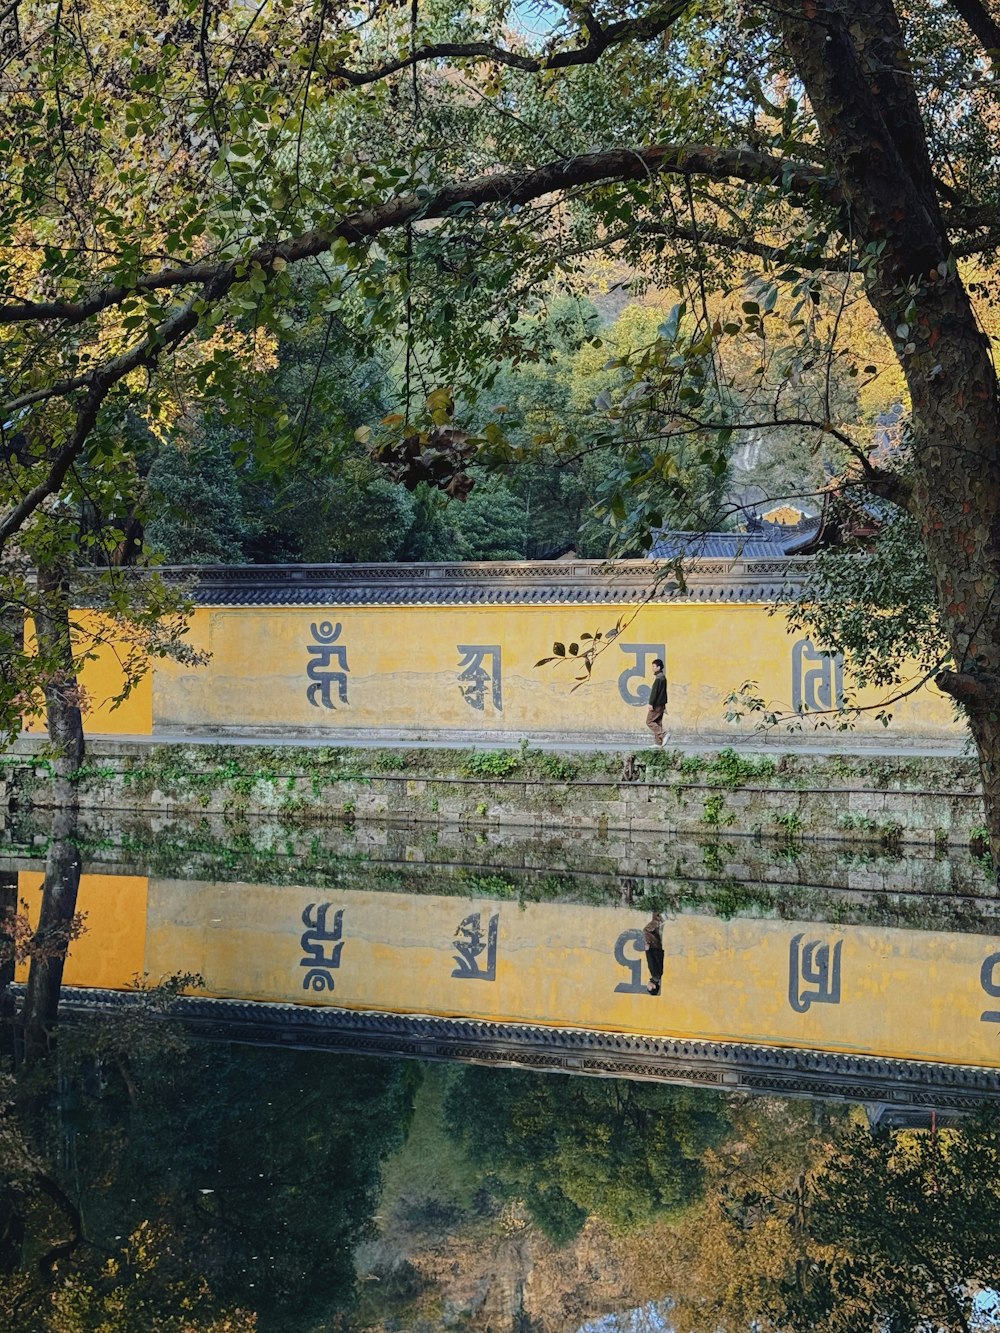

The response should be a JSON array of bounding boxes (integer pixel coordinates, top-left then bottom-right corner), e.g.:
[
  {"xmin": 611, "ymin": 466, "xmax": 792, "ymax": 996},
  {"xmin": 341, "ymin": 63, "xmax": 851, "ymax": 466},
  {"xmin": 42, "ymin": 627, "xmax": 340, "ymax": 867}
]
[
  {"xmin": 787, "ymin": 933, "xmax": 842, "ymax": 1013},
  {"xmin": 645, "ymin": 657, "xmax": 668, "ymax": 746},
  {"xmin": 451, "ymin": 911, "xmax": 499, "ymax": 981},
  {"xmin": 643, "ymin": 912, "xmax": 664, "ymax": 995},
  {"xmin": 981, "ymin": 952, "xmax": 1000, "ymax": 1024},
  {"xmin": 299, "ymin": 902, "xmax": 344, "ymax": 993}
]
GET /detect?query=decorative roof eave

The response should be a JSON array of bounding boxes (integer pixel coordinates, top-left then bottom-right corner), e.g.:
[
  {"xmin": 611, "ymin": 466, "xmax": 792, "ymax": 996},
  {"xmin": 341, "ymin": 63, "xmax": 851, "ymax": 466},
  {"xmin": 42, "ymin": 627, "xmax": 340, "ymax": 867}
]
[{"xmin": 125, "ymin": 558, "xmax": 815, "ymax": 608}]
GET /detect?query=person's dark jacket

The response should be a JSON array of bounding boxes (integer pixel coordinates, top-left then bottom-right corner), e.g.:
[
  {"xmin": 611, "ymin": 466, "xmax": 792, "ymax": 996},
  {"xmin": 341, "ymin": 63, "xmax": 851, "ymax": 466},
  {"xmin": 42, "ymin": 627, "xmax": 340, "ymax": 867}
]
[
  {"xmin": 643, "ymin": 916, "xmax": 663, "ymax": 951},
  {"xmin": 648, "ymin": 672, "xmax": 667, "ymax": 710}
]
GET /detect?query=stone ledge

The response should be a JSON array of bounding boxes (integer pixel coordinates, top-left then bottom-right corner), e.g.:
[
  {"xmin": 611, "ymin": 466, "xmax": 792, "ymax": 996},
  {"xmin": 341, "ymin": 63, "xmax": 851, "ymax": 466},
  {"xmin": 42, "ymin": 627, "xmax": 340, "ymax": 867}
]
[{"xmin": 4, "ymin": 738, "xmax": 986, "ymax": 844}]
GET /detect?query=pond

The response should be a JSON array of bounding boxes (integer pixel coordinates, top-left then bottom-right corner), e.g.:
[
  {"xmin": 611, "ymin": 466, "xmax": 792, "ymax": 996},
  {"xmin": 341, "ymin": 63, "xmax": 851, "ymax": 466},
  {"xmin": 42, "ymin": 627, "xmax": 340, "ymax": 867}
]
[{"xmin": 2, "ymin": 812, "xmax": 1000, "ymax": 1331}]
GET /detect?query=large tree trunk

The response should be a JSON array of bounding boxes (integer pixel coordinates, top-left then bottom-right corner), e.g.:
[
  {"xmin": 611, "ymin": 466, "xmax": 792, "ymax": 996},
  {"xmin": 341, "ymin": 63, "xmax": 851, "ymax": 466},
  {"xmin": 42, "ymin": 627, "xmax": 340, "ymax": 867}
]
[
  {"xmin": 783, "ymin": 0, "xmax": 1000, "ymax": 871},
  {"xmin": 21, "ymin": 559, "xmax": 84, "ymax": 1061}
]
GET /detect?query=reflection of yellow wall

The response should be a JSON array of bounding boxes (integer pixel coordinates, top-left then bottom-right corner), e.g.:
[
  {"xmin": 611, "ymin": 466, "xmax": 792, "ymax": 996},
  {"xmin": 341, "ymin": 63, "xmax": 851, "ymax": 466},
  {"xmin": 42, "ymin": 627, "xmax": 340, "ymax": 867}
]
[
  {"xmin": 102, "ymin": 877, "xmax": 1000, "ymax": 1068},
  {"xmin": 144, "ymin": 603, "xmax": 957, "ymax": 739},
  {"xmin": 23, "ymin": 610, "xmax": 153, "ymax": 737},
  {"xmin": 16, "ymin": 871, "xmax": 148, "ymax": 988}
]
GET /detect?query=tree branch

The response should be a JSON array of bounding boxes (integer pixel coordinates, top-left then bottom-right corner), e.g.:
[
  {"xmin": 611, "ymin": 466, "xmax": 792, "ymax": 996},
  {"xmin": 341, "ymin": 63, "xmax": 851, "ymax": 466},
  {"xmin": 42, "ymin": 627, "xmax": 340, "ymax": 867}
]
[
  {"xmin": 934, "ymin": 666, "xmax": 1000, "ymax": 705},
  {"xmin": 0, "ymin": 286, "xmax": 211, "ymax": 544},
  {"xmin": 327, "ymin": 3, "xmax": 692, "ymax": 87},
  {"xmin": 0, "ymin": 143, "xmax": 838, "ymax": 334},
  {"xmin": 561, "ymin": 218, "xmax": 856, "ymax": 269},
  {"xmin": 653, "ymin": 406, "xmax": 915, "ymax": 513},
  {"xmin": 947, "ymin": 0, "xmax": 1000, "ymax": 55},
  {"xmin": 32, "ymin": 1171, "xmax": 83, "ymax": 1279}
]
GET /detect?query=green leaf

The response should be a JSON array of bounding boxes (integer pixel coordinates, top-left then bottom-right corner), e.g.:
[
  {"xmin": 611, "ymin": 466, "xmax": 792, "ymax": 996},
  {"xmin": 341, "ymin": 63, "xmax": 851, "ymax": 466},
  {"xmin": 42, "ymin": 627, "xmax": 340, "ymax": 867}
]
[{"xmin": 658, "ymin": 301, "xmax": 686, "ymax": 342}]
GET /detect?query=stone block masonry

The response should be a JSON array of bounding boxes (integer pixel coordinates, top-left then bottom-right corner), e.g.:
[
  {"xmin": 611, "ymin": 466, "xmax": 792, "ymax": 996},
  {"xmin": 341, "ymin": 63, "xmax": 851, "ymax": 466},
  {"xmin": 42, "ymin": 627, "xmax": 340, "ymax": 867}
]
[{"xmin": 5, "ymin": 736, "xmax": 988, "ymax": 849}]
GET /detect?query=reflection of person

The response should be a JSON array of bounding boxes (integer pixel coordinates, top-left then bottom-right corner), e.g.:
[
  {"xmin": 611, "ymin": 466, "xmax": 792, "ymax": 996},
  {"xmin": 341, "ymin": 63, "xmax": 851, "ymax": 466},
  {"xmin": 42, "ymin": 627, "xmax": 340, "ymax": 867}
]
[
  {"xmin": 645, "ymin": 657, "xmax": 668, "ymax": 746},
  {"xmin": 643, "ymin": 911, "xmax": 664, "ymax": 995}
]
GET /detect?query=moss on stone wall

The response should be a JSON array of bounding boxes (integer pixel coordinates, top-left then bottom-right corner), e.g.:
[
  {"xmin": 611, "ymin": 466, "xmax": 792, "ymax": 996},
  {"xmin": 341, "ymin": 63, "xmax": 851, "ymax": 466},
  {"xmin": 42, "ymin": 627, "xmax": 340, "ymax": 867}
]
[{"xmin": 2, "ymin": 738, "xmax": 987, "ymax": 852}]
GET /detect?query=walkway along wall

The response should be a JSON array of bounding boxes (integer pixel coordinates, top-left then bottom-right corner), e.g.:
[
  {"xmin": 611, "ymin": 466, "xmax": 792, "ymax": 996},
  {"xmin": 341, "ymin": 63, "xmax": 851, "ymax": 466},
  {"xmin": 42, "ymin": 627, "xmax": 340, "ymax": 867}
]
[{"xmin": 37, "ymin": 559, "xmax": 962, "ymax": 746}]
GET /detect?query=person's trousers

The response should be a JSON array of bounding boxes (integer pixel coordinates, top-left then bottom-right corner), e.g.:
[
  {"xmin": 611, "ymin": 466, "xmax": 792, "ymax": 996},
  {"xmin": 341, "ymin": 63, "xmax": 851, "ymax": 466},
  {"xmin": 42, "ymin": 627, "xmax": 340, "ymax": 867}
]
[
  {"xmin": 646, "ymin": 946, "xmax": 664, "ymax": 986},
  {"xmin": 646, "ymin": 704, "xmax": 666, "ymax": 743}
]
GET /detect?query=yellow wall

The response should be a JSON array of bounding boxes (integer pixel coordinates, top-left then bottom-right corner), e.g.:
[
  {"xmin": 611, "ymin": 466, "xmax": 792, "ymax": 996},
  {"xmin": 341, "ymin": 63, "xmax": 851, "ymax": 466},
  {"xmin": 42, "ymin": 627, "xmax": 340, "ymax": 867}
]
[
  {"xmin": 16, "ymin": 870, "xmax": 149, "ymax": 988},
  {"xmin": 40, "ymin": 872, "xmax": 1000, "ymax": 1069},
  {"xmin": 145, "ymin": 603, "xmax": 959, "ymax": 740},
  {"xmin": 23, "ymin": 610, "xmax": 153, "ymax": 737}
]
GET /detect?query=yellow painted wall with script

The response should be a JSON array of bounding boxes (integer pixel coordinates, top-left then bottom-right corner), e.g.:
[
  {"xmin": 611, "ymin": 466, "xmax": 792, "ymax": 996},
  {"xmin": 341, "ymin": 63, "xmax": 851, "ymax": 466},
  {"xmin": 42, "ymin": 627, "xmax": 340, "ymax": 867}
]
[
  {"xmin": 22, "ymin": 610, "xmax": 153, "ymax": 738},
  {"xmin": 38, "ymin": 872, "xmax": 1000, "ymax": 1069},
  {"xmin": 23, "ymin": 600, "xmax": 958, "ymax": 741},
  {"xmin": 16, "ymin": 870, "xmax": 149, "ymax": 989},
  {"xmin": 137, "ymin": 602, "xmax": 956, "ymax": 740}
]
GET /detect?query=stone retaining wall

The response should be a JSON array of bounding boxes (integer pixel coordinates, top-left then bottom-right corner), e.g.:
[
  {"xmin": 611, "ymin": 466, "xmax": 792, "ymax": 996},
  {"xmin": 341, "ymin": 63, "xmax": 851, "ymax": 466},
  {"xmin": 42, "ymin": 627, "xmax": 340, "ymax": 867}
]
[{"xmin": 4, "ymin": 737, "xmax": 987, "ymax": 847}]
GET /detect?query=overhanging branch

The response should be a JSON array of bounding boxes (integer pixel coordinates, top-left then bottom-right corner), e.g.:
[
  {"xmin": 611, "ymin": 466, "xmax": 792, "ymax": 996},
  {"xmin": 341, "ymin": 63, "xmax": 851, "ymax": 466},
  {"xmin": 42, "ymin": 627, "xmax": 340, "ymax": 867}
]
[
  {"xmin": 634, "ymin": 220, "xmax": 856, "ymax": 270},
  {"xmin": 328, "ymin": 2, "xmax": 693, "ymax": 86},
  {"xmin": 0, "ymin": 143, "xmax": 839, "ymax": 336},
  {"xmin": 947, "ymin": 0, "xmax": 1000, "ymax": 56},
  {"xmin": 0, "ymin": 286, "xmax": 212, "ymax": 545}
]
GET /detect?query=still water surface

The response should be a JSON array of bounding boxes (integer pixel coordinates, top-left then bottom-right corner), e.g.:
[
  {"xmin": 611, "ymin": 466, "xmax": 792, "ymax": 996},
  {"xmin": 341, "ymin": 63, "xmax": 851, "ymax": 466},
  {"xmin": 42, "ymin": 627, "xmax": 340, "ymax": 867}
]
[{"xmin": 3, "ymin": 816, "xmax": 1000, "ymax": 1331}]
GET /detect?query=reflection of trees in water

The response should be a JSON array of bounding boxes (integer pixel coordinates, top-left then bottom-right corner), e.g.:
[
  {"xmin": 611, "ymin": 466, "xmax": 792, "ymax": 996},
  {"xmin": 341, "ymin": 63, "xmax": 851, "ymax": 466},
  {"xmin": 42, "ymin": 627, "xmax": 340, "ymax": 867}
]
[
  {"xmin": 645, "ymin": 1099, "xmax": 1000, "ymax": 1333},
  {"xmin": 0, "ymin": 1033, "xmax": 416, "ymax": 1330},
  {"xmin": 444, "ymin": 1066, "xmax": 731, "ymax": 1243}
]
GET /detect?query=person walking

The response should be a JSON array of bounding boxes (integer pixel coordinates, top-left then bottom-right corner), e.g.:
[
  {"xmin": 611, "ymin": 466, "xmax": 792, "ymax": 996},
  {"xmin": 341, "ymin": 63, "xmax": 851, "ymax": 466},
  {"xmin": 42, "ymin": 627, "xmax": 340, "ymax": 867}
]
[
  {"xmin": 643, "ymin": 911, "xmax": 664, "ymax": 995},
  {"xmin": 645, "ymin": 657, "xmax": 668, "ymax": 746}
]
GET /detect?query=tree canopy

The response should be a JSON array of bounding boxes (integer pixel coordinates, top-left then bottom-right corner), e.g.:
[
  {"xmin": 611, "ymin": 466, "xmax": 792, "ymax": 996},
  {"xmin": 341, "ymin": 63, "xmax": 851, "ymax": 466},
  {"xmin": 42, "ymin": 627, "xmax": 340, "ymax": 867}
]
[
  {"xmin": 654, "ymin": 1101, "xmax": 1000, "ymax": 1333},
  {"xmin": 444, "ymin": 1065, "xmax": 730, "ymax": 1242},
  {"xmin": 8, "ymin": 0, "xmax": 1000, "ymax": 849}
]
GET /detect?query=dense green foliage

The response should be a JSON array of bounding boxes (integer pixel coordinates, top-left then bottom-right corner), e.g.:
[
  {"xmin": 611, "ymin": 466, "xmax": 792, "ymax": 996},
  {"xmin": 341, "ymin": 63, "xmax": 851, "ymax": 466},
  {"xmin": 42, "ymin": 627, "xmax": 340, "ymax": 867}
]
[
  {"xmin": 443, "ymin": 1065, "xmax": 730, "ymax": 1242},
  {"xmin": 785, "ymin": 511, "xmax": 948, "ymax": 691},
  {"xmin": 0, "ymin": 1022, "xmax": 415, "ymax": 1331},
  {"xmin": 140, "ymin": 296, "xmax": 738, "ymax": 566}
]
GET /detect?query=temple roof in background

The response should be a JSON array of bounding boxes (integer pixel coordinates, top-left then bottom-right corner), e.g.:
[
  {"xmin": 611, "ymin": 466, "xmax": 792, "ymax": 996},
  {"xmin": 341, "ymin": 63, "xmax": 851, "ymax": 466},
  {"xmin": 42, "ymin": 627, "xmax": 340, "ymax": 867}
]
[{"xmin": 649, "ymin": 514, "xmax": 823, "ymax": 562}]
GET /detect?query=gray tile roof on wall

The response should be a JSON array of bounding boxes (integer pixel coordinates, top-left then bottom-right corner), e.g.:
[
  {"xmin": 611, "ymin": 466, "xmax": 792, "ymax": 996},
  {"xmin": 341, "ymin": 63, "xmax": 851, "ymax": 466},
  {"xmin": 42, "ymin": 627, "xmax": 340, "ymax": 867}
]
[
  {"xmin": 46, "ymin": 987, "xmax": 1000, "ymax": 1111},
  {"xmin": 131, "ymin": 557, "xmax": 813, "ymax": 608}
]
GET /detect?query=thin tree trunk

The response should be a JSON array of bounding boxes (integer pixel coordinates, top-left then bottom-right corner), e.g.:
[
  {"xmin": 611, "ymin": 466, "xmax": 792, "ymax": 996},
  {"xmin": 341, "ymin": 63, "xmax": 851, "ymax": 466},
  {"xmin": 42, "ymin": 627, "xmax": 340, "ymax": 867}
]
[
  {"xmin": 34, "ymin": 561, "xmax": 84, "ymax": 782},
  {"xmin": 21, "ymin": 560, "xmax": 84, "ymax": 1061},
  {"xmin": 21, "ymin": 806, "xmax": 81, "ymax": 1063}
]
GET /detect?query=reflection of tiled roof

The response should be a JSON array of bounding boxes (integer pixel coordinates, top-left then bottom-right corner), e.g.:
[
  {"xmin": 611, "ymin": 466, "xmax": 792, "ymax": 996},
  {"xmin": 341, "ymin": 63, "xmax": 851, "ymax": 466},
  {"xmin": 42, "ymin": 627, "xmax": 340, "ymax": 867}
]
[
  {"xmin": 49, "ymin": 988, "xmax": 1000, "ymax": 1110},
  {"xmin": 650, "ymin": 516, "xmax": 822, "ymax": 561}
]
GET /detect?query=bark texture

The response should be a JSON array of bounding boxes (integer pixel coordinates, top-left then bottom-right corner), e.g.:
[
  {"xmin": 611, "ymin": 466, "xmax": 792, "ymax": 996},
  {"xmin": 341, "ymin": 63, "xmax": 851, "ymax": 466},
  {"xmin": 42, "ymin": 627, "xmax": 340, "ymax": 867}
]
[
  {"xmin": 783, "ymin": 0, "xmax": 1000, "ymax": 867},
  {"xmin": 21, "ymin": 805, "xmax": 81, "ymax": 1063},
  {"xmin": 22, "ymin": 560, "xmax": 84, "ymax": 1060},
  {"xmin": 34, "ymin": 561, "xmax": 84, "ymax": 781}
]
